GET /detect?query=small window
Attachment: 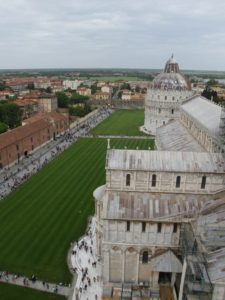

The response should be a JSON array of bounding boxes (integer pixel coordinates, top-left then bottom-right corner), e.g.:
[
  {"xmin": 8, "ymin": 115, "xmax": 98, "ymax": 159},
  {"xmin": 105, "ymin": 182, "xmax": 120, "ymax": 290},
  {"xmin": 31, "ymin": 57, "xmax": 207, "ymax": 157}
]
[
  {"xmin": 126, "ymin": 221, "xmax": 130, "ymax": 232},
  {"xmin": 172, "ymin": 97, "xmax": 175, "ymax": 100},
  {"xmin": 151, "ymin": 174, "xmax": 157, "ymax": 187},
  {"xmin": 126, "ymin": 174, "xmax": 131, "ymax": 186},
  {"xmin": 171, "ymin": 109, "xmax": 174, "ymax": 114},
  {"xmin": 30, "ymin": 137, "xmax": 33, "ymax": 143},
  {"xmin": 173, "ymin": 223, "xmax": 177, "ymax": 233},
  {"xmin": 16, "ymin": 144, "xmax": 19, "ymax": 151},
  {"xmin": 201, "ymin": 176, "xmax": 206, "ymax": 189},
  {"xmin": 176, "ymin": 176, "xmax": 181, "ymax": 188},
  {"xmin": 142, "ymin": 222, "xmax": 146, "ymax": 232},
  {"xmin": 165, "ymin": 96, "xmax": 167, "ymax": 100},
  {"xmin": 157, "ymin": 223, "xmax": 162, "ymax": 233},
  {"xmin": 158, "ymin": 108, "xmax": 161, "ymax": 113},
  {"xmin": 142, "ymin": 251, "xmax": 148, "ymax": 264}
]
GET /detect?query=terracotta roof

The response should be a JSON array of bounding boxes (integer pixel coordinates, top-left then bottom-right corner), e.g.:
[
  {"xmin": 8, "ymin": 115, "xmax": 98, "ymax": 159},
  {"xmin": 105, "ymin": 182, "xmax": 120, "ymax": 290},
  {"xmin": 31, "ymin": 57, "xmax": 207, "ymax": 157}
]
[
  {"xmin": 48, "ymin": 112, "xmax": 68, "ymax": 121},
  {"xmin": 0, "ymin": 119, "xmax": 49, "ymax": 150},
  {"xmin": 23, "ymin": 112, "xmax": 68, "ymax": 125}
]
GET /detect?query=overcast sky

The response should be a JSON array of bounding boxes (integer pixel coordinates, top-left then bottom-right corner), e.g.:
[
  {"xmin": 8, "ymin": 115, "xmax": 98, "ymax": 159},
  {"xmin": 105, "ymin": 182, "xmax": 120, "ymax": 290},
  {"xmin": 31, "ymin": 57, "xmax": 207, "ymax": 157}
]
[{"xmin": 1, "ymin": 0, "xmax": 225, "ymax": 70}]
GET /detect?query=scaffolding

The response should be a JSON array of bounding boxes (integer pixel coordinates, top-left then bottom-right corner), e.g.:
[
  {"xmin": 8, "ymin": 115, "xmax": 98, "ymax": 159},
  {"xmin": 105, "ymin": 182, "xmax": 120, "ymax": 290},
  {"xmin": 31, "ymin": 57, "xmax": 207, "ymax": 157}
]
[{"xmin": 180, "ymin": 224, "xmax": 213, "ymax": 300}]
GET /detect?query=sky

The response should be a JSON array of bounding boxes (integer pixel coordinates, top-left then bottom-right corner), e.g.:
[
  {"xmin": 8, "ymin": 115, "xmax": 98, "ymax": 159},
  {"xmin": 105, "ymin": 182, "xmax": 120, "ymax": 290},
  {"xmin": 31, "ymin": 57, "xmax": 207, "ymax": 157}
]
[{"xmin": 1, "ymin": 0, "xmax": 225, "ymax": 70}]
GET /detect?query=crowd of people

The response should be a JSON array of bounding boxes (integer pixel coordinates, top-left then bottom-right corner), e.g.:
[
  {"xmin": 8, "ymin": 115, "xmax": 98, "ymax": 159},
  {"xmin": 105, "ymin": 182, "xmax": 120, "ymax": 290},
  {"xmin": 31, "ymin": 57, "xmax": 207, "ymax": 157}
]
[
  {"xmin": 0, "ymin": 107, "xmax": 113, "ymax": 200},
  {"xmin": 71, "ymin": 217, "xmax": 102, "ymax": 300},
  {"xmin": 0, "ymin": 270, "xmax": 69, "ymax": 295}
]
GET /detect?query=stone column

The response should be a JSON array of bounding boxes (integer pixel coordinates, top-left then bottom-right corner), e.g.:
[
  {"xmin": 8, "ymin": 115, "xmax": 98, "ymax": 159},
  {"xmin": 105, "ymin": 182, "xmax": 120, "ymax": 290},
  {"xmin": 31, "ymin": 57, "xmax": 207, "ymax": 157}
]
[
  {"xmin": 178, "ymin": 257, "xmax": 187, "ymax": 300},
  {"xmin": 136, "ymin": 252, "xmax": 139, "ymax": 283},
  {"xmin": 122, "ymin": 250, "xmax": 125, "ymax": 282},
  {"xmin": 171, "ymin": 272, "xmax": 176, "ymax": 286}
]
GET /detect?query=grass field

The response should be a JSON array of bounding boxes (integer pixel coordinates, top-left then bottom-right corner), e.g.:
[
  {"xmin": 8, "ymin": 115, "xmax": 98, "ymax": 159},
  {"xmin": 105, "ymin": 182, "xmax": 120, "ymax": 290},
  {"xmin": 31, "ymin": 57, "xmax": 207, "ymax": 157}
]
[
  {"xmin": 91, "ymin": 110, "xmax": 147, "ymax": 136},
  {"xmin": 0, "ymin": 138, "xmax": 154, "ymax": 285},
  {"xmin": 0, "ymin": 283, "xmax": 66, "ymax": 300}
]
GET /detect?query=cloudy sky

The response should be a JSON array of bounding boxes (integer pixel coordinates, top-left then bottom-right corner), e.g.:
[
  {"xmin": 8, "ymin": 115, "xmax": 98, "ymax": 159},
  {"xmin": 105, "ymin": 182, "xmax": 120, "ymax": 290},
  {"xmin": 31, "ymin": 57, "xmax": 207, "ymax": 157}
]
[{"xmin": 1, "ymin": 0, "xmax": 225, "ymax": 70}]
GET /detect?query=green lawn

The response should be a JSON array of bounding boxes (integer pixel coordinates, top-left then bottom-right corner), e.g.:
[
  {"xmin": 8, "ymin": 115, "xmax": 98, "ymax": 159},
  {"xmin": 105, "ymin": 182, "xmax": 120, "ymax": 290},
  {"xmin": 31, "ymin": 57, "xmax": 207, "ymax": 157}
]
[
  {"xmin": 0, "ymin": 138, "xmax": 154, "ymax": 285},
  {"xmin": 0, "ymin": 283, "xmax": 66, "ymax": 300},
  {"xmin": 91, "ymin": 109, "xmax": 147, "ymax": 136}
]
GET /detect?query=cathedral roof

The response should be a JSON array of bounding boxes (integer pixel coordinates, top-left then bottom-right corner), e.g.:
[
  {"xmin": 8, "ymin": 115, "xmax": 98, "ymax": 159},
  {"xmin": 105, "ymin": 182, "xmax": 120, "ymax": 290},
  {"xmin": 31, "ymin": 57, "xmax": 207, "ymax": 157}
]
[
  {"xmin": 106, "ymin": 150, "xmax": 225, "ymax": 174},
  {"xmin": 103, "ymin": 190, "xmax": 209, "ymax": 221},
  {"xmin": 152, "ymin": 55, "xmax": 191, "ymax": 91},
  {"xmin": 181, "ymin": 95, "xmax": 222, "ymax": 136}
]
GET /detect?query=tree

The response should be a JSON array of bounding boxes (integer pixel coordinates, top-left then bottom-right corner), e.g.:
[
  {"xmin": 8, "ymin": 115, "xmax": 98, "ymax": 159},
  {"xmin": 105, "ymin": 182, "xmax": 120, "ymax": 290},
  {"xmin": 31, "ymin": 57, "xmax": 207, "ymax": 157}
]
[
  {"xmin": 120, "ymin": 83, "xmax": 131, "ymax": 90},
  {"xmin": 0, "ymin": 103, "xmax": 22, "ymax": 128},
  {"xmin": 46, "ymin": 86, "xmax": 52, "ymax": 93},
  {"xmin": 0, "ymin": 122, "xmax": 8, "ymax": 133},
  {"xmin": 27, "ymin": 82, "xmax": 35, "ymax": 90},
  {"xmin": 56, "ymin": 92, "xmax": 70, "ymax": 108},
  {"xmin": 206, "ymin": 79, "xmax": 218, "ymax": 86},
  {"xmin": 135, "ymin": 86, "xmax": 141, "ymax": 93},
  {"xmin": 202, "ymin": 86, "xmax": 220, "ymax": 103},
  {"xmin": 69, "ymin": 103, "xmax": 91, "ymax": 117},
  {"xmin": 70, "ymin": 92, "xmax": 89, "ymax": 104},
  {"xmin": 91, "ymin": 84, "xmax": 98, "ymax": 94}
]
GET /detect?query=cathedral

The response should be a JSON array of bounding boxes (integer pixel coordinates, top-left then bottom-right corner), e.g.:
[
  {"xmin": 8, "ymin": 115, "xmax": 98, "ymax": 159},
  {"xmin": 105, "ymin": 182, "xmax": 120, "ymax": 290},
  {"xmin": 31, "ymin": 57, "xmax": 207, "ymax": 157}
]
[{"xmin": 94, "ymin": 57, "xmax": 225, "ymax": 300}]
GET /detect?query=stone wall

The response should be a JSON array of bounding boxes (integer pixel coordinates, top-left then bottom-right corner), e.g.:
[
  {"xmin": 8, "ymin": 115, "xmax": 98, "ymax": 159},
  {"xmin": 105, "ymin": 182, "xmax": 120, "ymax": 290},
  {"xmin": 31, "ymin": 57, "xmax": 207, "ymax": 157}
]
[{"xmin": 106, "ymin": 170, "xmax": 224, "ymax": 194}]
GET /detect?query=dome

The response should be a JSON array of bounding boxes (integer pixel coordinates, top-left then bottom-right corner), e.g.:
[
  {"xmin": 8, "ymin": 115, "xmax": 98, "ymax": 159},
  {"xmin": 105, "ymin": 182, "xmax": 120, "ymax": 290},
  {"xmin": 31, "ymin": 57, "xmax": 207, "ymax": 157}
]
[{"xmin": 152, "ymin": 55, "xmax": 191, "ymax": 91}]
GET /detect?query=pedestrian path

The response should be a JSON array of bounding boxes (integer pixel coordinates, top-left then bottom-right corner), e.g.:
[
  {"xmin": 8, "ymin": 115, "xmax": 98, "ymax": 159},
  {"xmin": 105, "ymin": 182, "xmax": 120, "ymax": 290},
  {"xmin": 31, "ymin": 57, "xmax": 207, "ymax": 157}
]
[
  {"xmin": 70, "ymin": 217, "xmax": 102, "ymax": 300},
  {"xmin": 0, "ymin": 272, "xmax": 71, "ymax": 297},
  {"xmin": 86, "ymin": 134, "xmax": 154, "ymax": 140}
]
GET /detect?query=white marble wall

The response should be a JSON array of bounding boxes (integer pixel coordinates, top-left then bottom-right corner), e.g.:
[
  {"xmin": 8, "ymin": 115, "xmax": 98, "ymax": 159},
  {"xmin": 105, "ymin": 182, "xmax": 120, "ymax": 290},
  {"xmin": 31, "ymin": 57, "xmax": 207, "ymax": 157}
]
[
  {"xmin": 102, "ymin": 242, "xmax": 178, "ymax": 286},
  {"xmin": 144, "ymin": 89, "xmax": 194, "ymax": 134},
  {"xmin": 104, "ymin": 220, "xmax": 180, "ymax": 247},
  {"xmin": 106, "ymin": 170, "xmax": 225, "ymax": 193}
]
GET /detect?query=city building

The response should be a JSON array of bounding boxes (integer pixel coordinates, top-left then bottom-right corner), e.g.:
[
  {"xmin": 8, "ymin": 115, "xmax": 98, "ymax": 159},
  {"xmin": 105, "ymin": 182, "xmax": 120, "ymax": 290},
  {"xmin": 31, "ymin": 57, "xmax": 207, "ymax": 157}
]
[
  {"xmin": 76, "ymin": 87, "xmax": 91, "ymax": 97},
  {"xmin": 92, "ymin": 92, "xmax": 110, "ymax": 101},
  {"xmin": 121, "ymin": 90, "xmax": 132, "ymax": 101},
  {"xmin": 63, "ymin": 79, "xmax": 83, "ymax": 91},
  {"xmin": 38, "ymin": 93, "xmax": 58, "ymax": 113},
  {"xmin": 0, "ymin": 112, "xmax": 69, "ymax": 169}
]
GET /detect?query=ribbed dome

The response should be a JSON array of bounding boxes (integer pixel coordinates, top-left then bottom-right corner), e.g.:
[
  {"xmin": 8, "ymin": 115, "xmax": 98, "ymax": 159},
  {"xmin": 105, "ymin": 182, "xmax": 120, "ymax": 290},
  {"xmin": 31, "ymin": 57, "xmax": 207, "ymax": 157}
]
[{"xmin": 152, "ymin": 55, "xmax": 190, "ymax": 91}]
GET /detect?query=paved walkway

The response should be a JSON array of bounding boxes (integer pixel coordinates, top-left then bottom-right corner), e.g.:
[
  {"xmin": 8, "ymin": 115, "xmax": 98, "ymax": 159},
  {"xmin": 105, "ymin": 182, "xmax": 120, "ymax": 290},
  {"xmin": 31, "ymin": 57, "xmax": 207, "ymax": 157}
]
[
  {"xmin": 0, "ymin": 272, "xmax": 71, "ymax": 297},
  {"xmin": 86, "ymin": 134, "xmax": 154, "ymax": 140},
  {"xmin": 70, "ymin": 217, "xmax": 102, "ymax": 300}
]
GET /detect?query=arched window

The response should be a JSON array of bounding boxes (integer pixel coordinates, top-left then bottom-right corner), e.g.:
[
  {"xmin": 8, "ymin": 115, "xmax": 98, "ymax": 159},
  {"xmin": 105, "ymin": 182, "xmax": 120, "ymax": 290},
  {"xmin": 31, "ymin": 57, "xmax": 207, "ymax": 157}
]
[
  {"xmin": 151, "ymin": 174, "xmax": 157, "ymax": 187},
  {"xmin": 201, "ymin": 176, "xmax": 206, "ymax": 189},
  {"xmin": 126, "ymin": 174, "xmax": 131, "ymax": 186},
  {"xmin": 176, "ymin": 176, "xmax": 181, "ymax": 188},
  {"xmin": 142, "ymin": 251, "xmax": 148, "ymax": 264},
  {"xmin": 126, "ymin": 221, "xmax": 130, "ymax": 232},
  {"xmin": 171, "ymin": 109, "xmax": 174, "ymax": 114},
  {"xmin": 142, "ymin": 222, "xmax": 146, "ymax": 232},
  {"xmin": 173, "ymin": 223, "xmax": 177, "ymax": 233},
  {"xmin": 157, "ymin": 223, "xmax": 162, "ymax": 233}
]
